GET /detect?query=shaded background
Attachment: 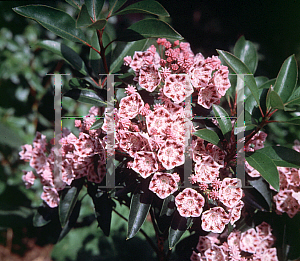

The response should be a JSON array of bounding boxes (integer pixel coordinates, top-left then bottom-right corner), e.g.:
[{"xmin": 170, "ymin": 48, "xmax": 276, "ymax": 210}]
[{"xmin": 0, "ymin": 0, "xmax": 300, "ymax": 260}]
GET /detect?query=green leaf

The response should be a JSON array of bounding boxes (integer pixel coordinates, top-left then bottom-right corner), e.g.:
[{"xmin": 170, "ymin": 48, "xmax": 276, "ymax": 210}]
[
  {"xmin": 116, "ymin": 18, "xmax": 183, "ymax": 42},
  {"xmin": 160, "ymin": 195, "xmax": 175, "ymax": 217},
  {"xmin": 246, "ymin": 151, "xmax": 279, "ymax": 192},
  {"xmin": 212, "ymin": 104, "xmax": 232, "ymax": 142},
  {"xmin": 193, "ymin": 128, "xmax": 220, "ymax": 146},
  {"xmin": 90, "ymin": 118, "xmax": 104, "ymax": 130},
  {"xmin": 85, "ymin": 0, "xmax": 105, "ymax": 21},
  {"xmin": 285, "ymin": 86, "xmax": 300, "ymax": 106},
  {"xmin": 65, "ymin": 0, "xmax": 82, "ymax": 9},
  {"xmin": 35, "ymin": 40, "xmax": 89, "ymax": 76},
  {"xmin": 127, "ymin": 190, "xmax": 152, "ymax": 239},
  {"xmin": 256, "ymin": 146, "xmax": 300, "ymax": 168},
  {"xmin": 274, "ymin": 55, "xmax": 298, "ymax": 103},
  {"xmin": 33, "ymin": 205, "xmax": 57, "ymax": 227},
  {"xmin": 266, "ymin": 90, "xmax": 284, "ymax": 110},
  {"xmin": 169, "ymin": 211, "xmax": 193, "ymax": 249},
  {"xmin": 88, "ymin": 19, "xmax": 107, "ymax": 30},
  {"xmin": 233, "ymin": 36, "xmax": 258, "ymax": 74},
  {"xmin": 248, "ymin": 177, "xmax": 272, "ymax": 209},
  {"xmin": 217, "ymin": 50, "xmax": 260, "ymax": 105},
  {"xmin": 0, "ymin": 122, "xmax": 24, "ymax": 149},
  {"xmin": 76, "ymin": 4, "xmax": 92, "ymax": 27},
  {"xmin": 279, "ymin": 117, "xmax": 300, "ymax": 125},
  {"xmin": 243, "ymin": 188, "xmax": 270, "ymax": 212},
  {"xmin": 110, "ymin": 39, "xmax": 150, "ymax": 73},
  {"xmin": 58, "ymin": 200, "xmax": 81, "ymax": 242},
  {"xmin": 114, "ymin": 0, "xmax": 169, "ymax": 17},
  {"xmin": 255, "ymin": 76, "xmax": 269, "ymax": 88},
  {"xmin": 13, "ymin": 5, "xmax": 89, "ymax": 45},
  {"xmin": 59, "ymin": 179, "xmax": 83, "ymax": 228},
  {"xmin": 64, "ymin": 89, "xmax": 107, "ymax": 107},
  {"xmin": 108, "ymin": 0, "xmax": 127, "ymax": 15},
  {"xmin": 258, "ymin": 78, "xmax": 276, "ymax": 89}
]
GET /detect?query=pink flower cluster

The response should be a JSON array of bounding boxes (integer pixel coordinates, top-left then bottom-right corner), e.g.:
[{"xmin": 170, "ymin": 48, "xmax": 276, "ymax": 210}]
[
  {"xmin": 190, "ymin": 222, "xmax": 278, "ymax": 261},
  {"xmin": 246, "ymin": 136, "xmax": 300, "ymax": 218},
  {"xmin": 20, "ymin": 107, "xmax": 106, "ymax": 208}
]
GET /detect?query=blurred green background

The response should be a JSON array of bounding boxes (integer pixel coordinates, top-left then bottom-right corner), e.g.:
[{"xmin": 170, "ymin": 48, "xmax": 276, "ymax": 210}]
[{"xmin": 0, "ymin": 0, "xmax": 299, "ymax": 260}]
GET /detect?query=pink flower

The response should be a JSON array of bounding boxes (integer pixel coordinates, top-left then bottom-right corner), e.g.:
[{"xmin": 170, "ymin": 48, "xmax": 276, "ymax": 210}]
[
  {"xmin": 193, "ymin": 155, "xmax": 220, "ymax": 183},
  {"xmin": 22, "ymin": 171, "xmax": 36, "ymax": 188},
  {"xmin": 245, "ymin": 160, "xmax": 261, "ymax": 177},
  {"xmin": 196, "ymin": 236, "xmax": 212, "ymax": 253},
  {"xmin": 218, "ymin": 178, "xmax": 243, "ymax": 208},
  {"xmin": 253, "ymin": 248, "xmax": 278, "ymax": 261},
  {"xmin": 41, "ymin": 186, "xmax": 60, "ymax": 208},
  {"xmin": 146, "ymin": 107, "xmax": 172, "ymax": 136},
  {"xmin": 293, "ymin": 139, "xmax": 300, "ymax": 152},
  {"xmin": 119, "ymin": 92, "xmax": 144, "ymax": 119},
  {"xmin": 204, "ymin": 245, "xmax": 226, "ymax": 261},
  {"xmin": 245, "ymin": 131, "xmax": 267, "ymax": 152},
  {"xmin": 201, "ymin": 207, "xmax": 229, "ymax": 233},
  {"xmin": 212, "ymin": 65, "xmax": 231, "ymax": 96},
  {"xmin": 192, "ymin": 138, "xmax": 206, "ymax": 163},
  {"xmin": 227, "ymin": 200, "xmax": 244, "ymax": 225},
  {"xmin": 163, "ymin": 74, "xmax": 194, "ymax": 104},
  {"xmin": 139, "ymin": 65, "xmax": 161, "ymax": 92},
  {"xmin": 30, "ymin": 150, "xmax": 49, "ymax": 174},
  {"xmin": 227, "ymin": 231, "xmax": 241, "ymax": 249},
  {"xmin": 197, "ymin": 83, "xmax": 220, "ymax": 109},
  {"xmin": 149, "ymin": 172, "xmax": 179, "ymax": 199},
  {"xmin": 273, "ymin": 189, "xmax": 300, "ymax": 218},
  {"xmin": 123, "ymin": 55, "xmax": 132, "ymax": 66},
  {"xmin": 131, "ymin": 151, "xmax": 159, "ymax": 178},
  {"xmin": 239, "ymin": 228, "xmax": 261, "ymax": 253},
  {"xmin": 157, "ymin": 139, "xmax": 185, "ymax": 170},
  {"xmin": 190, "ymin": 62, "xmax": 212, "ymax": 88},
  {"xmin": 19, "ymin": 144, "xmax": 33, "ymax": 161},
  {"xmin": 33, "ymin": 132, "xmax": 47, "ymax": 151},
  {"xmin": 74, "ymin": 132, "xmax": 96, "ymax": 158},
  {"xmin": 175, "ymin": 188, "xmax": 205, "ymax": 217}
]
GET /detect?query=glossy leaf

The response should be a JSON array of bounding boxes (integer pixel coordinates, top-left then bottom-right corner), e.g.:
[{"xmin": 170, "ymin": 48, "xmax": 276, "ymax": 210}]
[
  {"xmin": 274, "ymin": 55, "xmax": 298, "ymax": 103},
  {"xmin": 127, "ymin": 190, "xmax": 152, "ymax": 239},
  {"xmin": 35, "ymin": 40, "xmax": 89, "ymax": 76},
  {"xmin": 33, "ymin": 205, "xmax": 57, "ymax": 227},
  {"xmin": 169, "ymin": 211, "xmax": 193, "ymax": 249},
  {"xmin": 255, "ymin": 76, "xmax": 269, "ymax": 88},
  {"xmin": 193, "ymin": 128, "xmax": 220, "ymax": 146},
  {"xmin": 108, "ymin": 0, "xmax": 127, "ymax": 15},
  {"xmin": 110, "ymin": 39, "xmax": 150, "ymax": 73},
  {"xmin": 59, "ymin": 179, "xmax": 83, "ymax": 228},
  {"xmin": 65, "ymin": 0, "xmax": 82, "ymax": 9},
  {"xmin": 266, "ymin": 90, "xmax": 284, "ymax": 110},
  {"xmin": 243, "ymin": 188, "xmax": 270, "ymax": 212},
  {"xmin": 217, "ymin": 50, "xmax": 260, "ymax": 105},
  {"xmin": 64, "ymin": 89, "xmax": 107, "ymax": 107},
  {"xmin": 13, "ymin": 5, "xmax": 90, "ymax": 45},
  {"xmin": 90, "ymin": 118, "xmax": 104, "ymax": 130},
  {"xmin": 88, "ymin": 19, "xmax": 107, "ymax": 30},
  {"xmin": 160, "ymin": 195, "xmax": 175, "ymax": 217},
  {"xmin": 285, "ymin": 86, "xmax": 300, "ymax": 106},
  {"xmin": 114, "ymin": 0, "xmax": 169, "ymax": 17},
  {"xmin": 233, "ymin": 36, "xmax": 258, "ymax": 74},
  {"xmin": 258, "ymin": 78, "xmax": 276, "ymax": 89},
  {"xmin": 85, "ymin": 0, "xmax": 105, "ymax": 21},
  {"xmin": 246, "ymin": 151, "xmax": 279, "ymax": 192},
  {"xmin": 248, "ymin": 177, "xmax": 272, "ymax": 209},
  {"xmin": 58, "ymin": 200, "xmax": 81, "ymax": 242},
  {"xmin": 116, "ymin": 18, "xmax": 183, "ymax": 42},
  {"xmin": 256, "ymin": 146, "xmax": 300, "ymax": 168},
  {"xmin": 76, "ymin": 4, "xmax": 92, "ymax": 27},
  {"xmin": 212, "ymin": 104, "xmax": 232, "ymax": 142}
]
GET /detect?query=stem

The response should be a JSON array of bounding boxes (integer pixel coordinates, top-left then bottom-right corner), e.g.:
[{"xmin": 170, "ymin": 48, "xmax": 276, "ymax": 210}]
[
  {"xmin": 112, "ymin": 208, "xmax": 160, "ymax": 256},
  {"xmin": 97, "ymin": 29, "xmax": 109, "ymax": 74}
]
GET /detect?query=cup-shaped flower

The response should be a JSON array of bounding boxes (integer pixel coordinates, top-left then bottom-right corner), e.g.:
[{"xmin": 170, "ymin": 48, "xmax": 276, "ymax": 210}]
[
  {"xmin": 149, "ymin": 172, "xmax": 179, "ymax": 199},
  {"xmin": 218, "ymin": 178, "xmax": 243, "ymax": 208},
  {"xmin": 201, "ymin": 207, "xmax": 229, "ymax": 233},
  {"xmin": 175, "ymin": 188, "xmax": 205, "ymax": 217}
]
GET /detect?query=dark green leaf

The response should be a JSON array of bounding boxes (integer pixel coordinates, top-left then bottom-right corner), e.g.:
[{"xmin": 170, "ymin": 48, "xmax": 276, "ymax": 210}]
[
  {"xmin": 255, "ymin": 76, "xmax": 269, "ymax": 88},
  {"xmin": 285, "ymin": 86, "xmax": 300, "ymax": 106},
  {"xmin": 35, "ymin": 40, "xmax": 89, "ymax": 76},
  {"xmin": 160, "ymin": 195, "xmax": 175, "ymax": 217},
  {"xmin": 127, "ymin": 189, "xmax": 153, "ymax": 239},
  {"xmin": 258, "ymin": 78, "xmax": 276, "ymax": 89},
  {"xmin": 64, "ymin": 89, "xmax": 107, "ymax": 107},
  {"xmin": 76, "ymin": 4, "xmax": 92, "ymax": 27},
  {"xmin": 116, "ymin": 18, "xmax": 183, "ymax": 42},
  {"xmin": 193, "ymin": 128, "xmax": 220, "ymax": 146},
  {"xmin": 58, "ymin": 200, "xmax": 81, "ymax": 241},
  {"xmin": 88, "ymin": 19, "xmax": 107, "ymax": 30},
  {"xmin": 274, "ymin": 55, "xmax": 298, "ymax": 103},
  {"xmin": 33, "ymin": 205, "xmax": 57, "ymax": 227},
  {"xmin": 279, "ymin": 117, "xmax": 300, "ymax": 125},
  {"xmin": 266, "ymin": 90, "xmax": 284, "ymax": 110},
  {"xmin": 256, "ymin": 146, "xmax": 300, "ymax": 168},
  {"xmin": 242, "ymin": 188, "xmax": 270, "ymax": 212},
  {"xmin": 0, "ymin": 122, "xmax": 24, "ymax": 149},
  {"xmin": 248, "ymin": 177, "xmax": 272, "ymax": 209},
  {"xmin": 65, "ymin": 0, "xmax": 82, "ymax": 9},
  {"xmin": 110, "ymin": 39, "xmax": 150, "ymax": 73},
  {"xmin": 13, "ymin": 5, "xmax": 90, "ymax": 45},
  {"xmin": 85, "ymin": 0, "xmax": 105, "ymax": 21},
  {"xmin": 217, "ymin": 50, "xmax": 259, "ymax": 105},
  {"xmin": 212, "ymin": 104, "xmax": 232, "ymax": 142},
  {"xmin": 108, "ymin": 0, "xmax": 127, "ymax": 15},
  {"xmin": 114, "ymin": 0, "xmax": 169, "ymax": 17},
  {"xmin": 59, "ymin": 179, "xmax": 83, "ymax": 228},
  {"xmin": 246, "ymin": 151, "xmax": 279, "ymax": 192},
  {"xmin": 90, "ymin": 118, "xmax": 104, "ymax": 130},
  {"xmin": 233, "ymin": 36, "xmax": 258, "ymax": 74},
  {"xmin": 169, "ymin": 211, "xmax": 192, "ymax": 249}
]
